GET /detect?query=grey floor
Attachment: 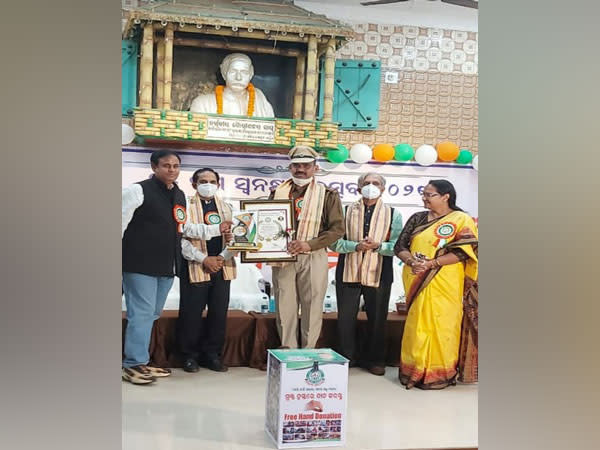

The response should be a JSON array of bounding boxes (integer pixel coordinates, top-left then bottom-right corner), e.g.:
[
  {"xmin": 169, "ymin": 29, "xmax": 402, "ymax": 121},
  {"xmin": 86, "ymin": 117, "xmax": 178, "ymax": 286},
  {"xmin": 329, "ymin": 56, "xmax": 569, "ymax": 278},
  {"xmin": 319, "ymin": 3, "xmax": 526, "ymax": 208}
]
[{"xmin": 122, "ymin": 366, "xmax": 477, "ymax": 450}]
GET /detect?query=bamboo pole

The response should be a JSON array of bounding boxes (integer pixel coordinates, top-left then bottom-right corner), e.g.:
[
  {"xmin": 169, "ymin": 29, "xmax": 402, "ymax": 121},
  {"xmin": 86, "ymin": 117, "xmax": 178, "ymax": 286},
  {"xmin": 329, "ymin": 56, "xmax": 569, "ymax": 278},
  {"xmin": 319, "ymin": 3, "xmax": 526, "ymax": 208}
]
[
  {"xmin": 155, "ymin": 37, "xmax": 165, "ymax": 109},
  {"xmin": 293, "ymin": 53, "xmax": 306, "ymax": 119},
  {"xmin": 173, "ymin": 37, "xmax": 302, "ymax": 57},
  {"xmin": 171, "ymin": 24, "xmax": 334, "ymax": 44},
  {"xmin": 139, "ymin": 23, "xmax": 154, "ymax": 108},
  {"xmin": 322, "ymin": 37, "xmax": 336, "ymax": 122},
  {"xmin": 163, "ymin": 23, "xmax": 174, "ymax": 110},
  {"xmin": 304, "ymin": 35, "xmax": 318, "ymax": 120}
]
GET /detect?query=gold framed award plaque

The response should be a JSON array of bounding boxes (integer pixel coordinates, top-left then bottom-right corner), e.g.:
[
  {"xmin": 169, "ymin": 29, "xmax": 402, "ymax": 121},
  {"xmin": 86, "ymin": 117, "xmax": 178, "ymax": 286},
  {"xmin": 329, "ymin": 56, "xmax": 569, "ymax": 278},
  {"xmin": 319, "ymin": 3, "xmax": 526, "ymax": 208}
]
[{"xmin": 238, "ymin": 199, "xmax": 297, "ymax": 263}]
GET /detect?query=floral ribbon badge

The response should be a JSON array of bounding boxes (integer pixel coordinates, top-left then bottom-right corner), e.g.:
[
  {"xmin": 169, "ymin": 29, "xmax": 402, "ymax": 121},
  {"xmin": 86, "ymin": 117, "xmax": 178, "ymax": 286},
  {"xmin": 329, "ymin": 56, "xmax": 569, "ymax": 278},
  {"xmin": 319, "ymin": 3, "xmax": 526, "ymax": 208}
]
[
  {"xmin": 433, "ymin": 222, "xmax": 456, "ymax": 248},
  {"xmin": 204, "ymin": 211, "xmax": 222, "ymax": 225},
  {"xmin": 172, "ymin": 204, "xmax": 187, "ymax": 233}
]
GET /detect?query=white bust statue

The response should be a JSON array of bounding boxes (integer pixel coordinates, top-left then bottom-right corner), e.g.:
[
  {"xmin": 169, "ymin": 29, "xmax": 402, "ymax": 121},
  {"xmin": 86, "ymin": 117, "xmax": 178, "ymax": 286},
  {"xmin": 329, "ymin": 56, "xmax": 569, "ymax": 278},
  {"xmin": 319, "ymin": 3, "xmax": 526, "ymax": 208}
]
[{"xmin": 189, "ymin": 53, "xmax": 275, "ymax": 118}]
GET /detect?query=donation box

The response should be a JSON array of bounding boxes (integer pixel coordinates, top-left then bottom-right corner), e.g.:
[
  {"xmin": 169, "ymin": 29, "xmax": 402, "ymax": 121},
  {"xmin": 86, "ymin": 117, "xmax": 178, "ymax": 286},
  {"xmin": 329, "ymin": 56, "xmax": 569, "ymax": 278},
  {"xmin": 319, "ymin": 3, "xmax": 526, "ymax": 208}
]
[{"xmin": 265, "ymin": 348, "xmax": 348, "ymax": 449}]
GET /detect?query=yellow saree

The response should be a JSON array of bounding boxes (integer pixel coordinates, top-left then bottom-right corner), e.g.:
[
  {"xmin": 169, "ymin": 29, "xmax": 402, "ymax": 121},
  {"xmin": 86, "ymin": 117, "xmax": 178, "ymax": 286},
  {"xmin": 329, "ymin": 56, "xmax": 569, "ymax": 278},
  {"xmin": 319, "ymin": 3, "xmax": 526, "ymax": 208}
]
[{"xmin": 399, "ymin": 210, "xmax": 478, "ymax": 389}]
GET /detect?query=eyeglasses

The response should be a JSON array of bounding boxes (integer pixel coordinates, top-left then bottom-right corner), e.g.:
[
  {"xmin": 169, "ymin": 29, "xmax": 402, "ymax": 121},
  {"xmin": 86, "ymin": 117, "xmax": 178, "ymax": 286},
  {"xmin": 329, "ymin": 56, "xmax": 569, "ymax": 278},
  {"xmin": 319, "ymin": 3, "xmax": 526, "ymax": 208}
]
[{"xmin": 421, "ymin": 192, "xmax": 441, "ymax": 198}]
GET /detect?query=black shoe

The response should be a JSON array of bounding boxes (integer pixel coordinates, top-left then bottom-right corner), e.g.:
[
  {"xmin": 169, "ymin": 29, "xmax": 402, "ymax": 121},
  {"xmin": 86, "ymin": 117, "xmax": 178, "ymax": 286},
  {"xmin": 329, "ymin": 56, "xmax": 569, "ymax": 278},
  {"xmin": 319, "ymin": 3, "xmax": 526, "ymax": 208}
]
[
  {"xmin": 183, "ymin": 358, "xmax": 200, "ymax": 373},
  {"xmin": 367, "ymin": 365, "xmax": 386, "ymax": 376},
  {"xmin": 203, "ymin": 358, "xmax": 228, "ymax": 372}
]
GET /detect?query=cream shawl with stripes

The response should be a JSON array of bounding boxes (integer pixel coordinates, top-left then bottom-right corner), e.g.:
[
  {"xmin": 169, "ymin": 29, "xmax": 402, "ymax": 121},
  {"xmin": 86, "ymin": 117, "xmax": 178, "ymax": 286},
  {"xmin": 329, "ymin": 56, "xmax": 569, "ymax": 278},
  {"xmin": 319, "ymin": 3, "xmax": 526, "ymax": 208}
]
[
  {"xmin": 269, "ymin": 178, "xmax": 326, "ymax": 267},
  {"xmin": 342, "ymin": 198, "xmax": 391, "ymax": 288},
  {"xmin": 187, "ymin": 193, "xmax": 236, "ymax": 283}
]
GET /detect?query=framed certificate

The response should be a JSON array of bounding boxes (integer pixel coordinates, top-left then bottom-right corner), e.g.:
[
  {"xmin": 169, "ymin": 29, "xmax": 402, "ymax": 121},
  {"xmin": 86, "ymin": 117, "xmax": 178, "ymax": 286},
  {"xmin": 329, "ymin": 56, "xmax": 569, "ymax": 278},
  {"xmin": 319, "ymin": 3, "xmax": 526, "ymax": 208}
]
[{"xmin": 238, "ymin": 199, "xmax": 297, "ymax": 263}]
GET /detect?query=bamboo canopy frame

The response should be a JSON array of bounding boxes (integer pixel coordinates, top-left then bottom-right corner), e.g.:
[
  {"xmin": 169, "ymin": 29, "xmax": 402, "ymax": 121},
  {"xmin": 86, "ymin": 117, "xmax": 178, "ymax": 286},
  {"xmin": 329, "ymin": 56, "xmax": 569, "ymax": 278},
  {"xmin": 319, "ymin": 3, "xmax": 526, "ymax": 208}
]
[
  {"xmin": 139, "ymin": 23, "xmax": 154, "ymax": 108},
  {"xmin": 322, "ymin": 37, "xmax": 336, "ymax": 122},
  {"xmin": 293, "ymin": 54, "xmax": 306, "ymax": 119},
  {"xmin": 163, "ymin": 23, "xmax": 174, "ymax": 110},
  {"xmin": 303, "ymin": 35, "xmax": 318, "ymax": 121},
  {"xmin": 155, "ymin": 37, "xmax": 165, "ymax": 108},
  {"xmin": 172, "ymin": 37, "xmax": 303, "ymax": 58},
  {"xmin": 123, "ymin": 1, "xmax": 353, "ymax": 121}
]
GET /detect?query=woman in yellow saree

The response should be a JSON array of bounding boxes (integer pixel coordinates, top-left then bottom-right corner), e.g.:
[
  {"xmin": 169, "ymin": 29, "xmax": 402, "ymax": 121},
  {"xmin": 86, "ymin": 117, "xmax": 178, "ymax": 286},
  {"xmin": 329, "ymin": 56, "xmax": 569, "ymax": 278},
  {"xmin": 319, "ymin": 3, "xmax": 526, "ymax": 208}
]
[{"xmin": 394, "ymin": 180, "xmax": 478, "ymax": 390}]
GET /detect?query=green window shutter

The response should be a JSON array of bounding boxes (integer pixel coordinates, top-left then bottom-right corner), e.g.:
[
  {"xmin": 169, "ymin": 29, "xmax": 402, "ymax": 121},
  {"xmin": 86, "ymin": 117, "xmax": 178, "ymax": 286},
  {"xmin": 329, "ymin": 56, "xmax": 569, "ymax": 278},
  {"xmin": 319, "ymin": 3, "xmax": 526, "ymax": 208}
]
[
  {"xmin": 318, "ymin": 59, "xmax": 381, "ymax": 130},
  {"xmin": 122, "ymin": 40, "xmax": 138, "ymax": 117}
]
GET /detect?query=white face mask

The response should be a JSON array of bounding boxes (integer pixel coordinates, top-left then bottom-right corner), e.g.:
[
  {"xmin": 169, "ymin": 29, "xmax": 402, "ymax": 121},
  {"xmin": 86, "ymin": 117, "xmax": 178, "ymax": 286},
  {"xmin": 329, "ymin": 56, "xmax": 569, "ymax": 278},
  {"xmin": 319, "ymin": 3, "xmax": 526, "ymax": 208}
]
[
  {"xmin": 292, "ymin": 176, "xmax": 313, "ymax": 187},
  {"xmin": 197, "ymin": 183, "xmax": 218, "ymax": 198},
  {"xmin": 361, "ymin": 183, "xmax": 382, "ymax": 200}
]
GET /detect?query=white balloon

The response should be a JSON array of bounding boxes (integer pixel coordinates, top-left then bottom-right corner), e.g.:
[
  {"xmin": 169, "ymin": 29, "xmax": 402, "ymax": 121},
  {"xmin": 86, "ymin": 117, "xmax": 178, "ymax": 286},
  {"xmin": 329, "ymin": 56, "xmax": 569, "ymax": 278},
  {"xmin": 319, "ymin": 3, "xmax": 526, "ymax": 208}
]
[
  {"xmin": 349, "ymin": 143, "xmax": 372, "ymax": 164},
  {"xmin": 122, "ymin": 124, "xmax": 135, "ymax": 146},
  {"xmin": 472, "ymin": 154, "xmax": 478, "ymax": 171},
  {"xmin": 414, "ymin": 144, "xmax": 438, "ymax": 166}
]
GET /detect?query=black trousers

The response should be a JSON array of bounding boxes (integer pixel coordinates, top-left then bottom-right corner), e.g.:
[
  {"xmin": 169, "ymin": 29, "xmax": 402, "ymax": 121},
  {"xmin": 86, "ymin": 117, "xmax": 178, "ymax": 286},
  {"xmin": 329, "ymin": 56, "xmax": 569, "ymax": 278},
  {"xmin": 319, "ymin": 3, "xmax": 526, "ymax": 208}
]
[
  {"xmin": 335, "ymin": 281, "xmax": 391, "ymax": 366},
  {"xmin": 176, "ymin": 265, "xmax": 231, "ymax": 361}
]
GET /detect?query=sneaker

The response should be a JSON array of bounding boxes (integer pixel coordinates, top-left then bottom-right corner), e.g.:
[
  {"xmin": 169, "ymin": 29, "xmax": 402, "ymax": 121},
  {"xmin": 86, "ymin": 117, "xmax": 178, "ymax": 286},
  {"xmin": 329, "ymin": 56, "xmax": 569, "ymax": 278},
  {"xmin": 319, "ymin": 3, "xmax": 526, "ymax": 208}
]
[
  {"xmin": 122, "ymin": 366, "xmax": 156, "ymax": 385},
  {"xmin": 183, "ymin": 358, "xmax": 200, "ymax": 373},
  {"xmin": 145, "ymin": 365, "xmax": 172, "ymax": 378}
]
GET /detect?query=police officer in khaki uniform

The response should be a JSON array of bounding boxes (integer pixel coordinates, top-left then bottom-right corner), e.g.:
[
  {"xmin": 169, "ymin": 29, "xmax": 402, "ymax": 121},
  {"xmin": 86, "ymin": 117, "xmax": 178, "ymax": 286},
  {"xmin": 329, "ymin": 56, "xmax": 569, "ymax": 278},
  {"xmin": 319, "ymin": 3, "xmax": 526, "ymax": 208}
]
[{"xmin": 269, "ymin": 146, "xmax": 345, "ymax": 348}]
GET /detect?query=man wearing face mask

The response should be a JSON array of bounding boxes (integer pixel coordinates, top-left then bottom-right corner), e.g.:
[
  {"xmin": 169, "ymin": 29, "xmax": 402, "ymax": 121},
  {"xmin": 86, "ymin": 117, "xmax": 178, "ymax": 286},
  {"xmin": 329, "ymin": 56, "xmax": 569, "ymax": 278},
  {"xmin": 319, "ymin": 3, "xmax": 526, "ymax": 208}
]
[
  {"xmin": 177, "ymin": 168, "xmax": 238, "ymax": 373},
  {"xmin": 329, "ymin": 172, "xmax": 403, "ymax": 376},
  {"xmin": 268, "ymin": 146, "xmax": 345, "ymax": 349}
]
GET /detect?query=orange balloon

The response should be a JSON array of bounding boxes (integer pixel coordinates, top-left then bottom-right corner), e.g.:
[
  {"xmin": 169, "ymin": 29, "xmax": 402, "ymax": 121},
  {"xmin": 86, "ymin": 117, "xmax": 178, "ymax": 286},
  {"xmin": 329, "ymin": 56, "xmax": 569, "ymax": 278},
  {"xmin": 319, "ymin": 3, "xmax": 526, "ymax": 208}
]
[
  {"xmin": 372, "ymin": 143, "xmax": 395, "ymax": 162},
  {"xmin": 436, "ymin": 141, "xmax": 460, "ymax": 161}
]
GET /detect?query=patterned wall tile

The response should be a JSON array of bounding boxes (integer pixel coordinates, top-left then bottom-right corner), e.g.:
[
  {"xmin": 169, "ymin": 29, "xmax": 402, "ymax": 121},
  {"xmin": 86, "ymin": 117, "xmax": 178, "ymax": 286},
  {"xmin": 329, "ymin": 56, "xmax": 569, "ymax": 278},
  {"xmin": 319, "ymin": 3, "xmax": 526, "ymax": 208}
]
[{"xmin": 335, "ymin": 23, "xmax": 478, "ymax": 153}]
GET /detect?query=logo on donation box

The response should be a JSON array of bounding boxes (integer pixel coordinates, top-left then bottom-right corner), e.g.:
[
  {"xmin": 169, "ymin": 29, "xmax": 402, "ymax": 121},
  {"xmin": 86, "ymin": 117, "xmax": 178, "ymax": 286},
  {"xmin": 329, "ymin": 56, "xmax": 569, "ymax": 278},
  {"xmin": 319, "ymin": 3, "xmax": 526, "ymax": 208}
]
[{"xmin": 305, "ymin": 361, "xmax": 325, "ymax": 386}]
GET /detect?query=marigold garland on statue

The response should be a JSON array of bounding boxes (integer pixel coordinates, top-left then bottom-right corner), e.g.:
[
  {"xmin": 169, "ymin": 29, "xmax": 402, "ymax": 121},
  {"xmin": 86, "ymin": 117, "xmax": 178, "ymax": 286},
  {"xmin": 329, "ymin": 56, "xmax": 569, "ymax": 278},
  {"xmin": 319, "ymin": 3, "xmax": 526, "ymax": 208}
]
[{"xmin": 215, "ymin": 83, "xmax": 256, "ymax": 116}]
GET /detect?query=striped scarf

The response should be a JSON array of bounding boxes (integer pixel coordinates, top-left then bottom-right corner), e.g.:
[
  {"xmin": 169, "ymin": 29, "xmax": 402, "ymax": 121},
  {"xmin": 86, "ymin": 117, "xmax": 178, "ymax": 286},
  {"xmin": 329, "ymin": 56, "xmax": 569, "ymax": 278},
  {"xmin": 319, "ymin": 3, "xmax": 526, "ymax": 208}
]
[
  {"xmin": 342, "ymin": 198, "xmax": 391, "ymax": 288},
  {"xmin": 187, "ymin": 193, "xmax": 236, "ymax": 283},
  {"xmin": 269, "ymin": 178, "xmax": 326, "ymax": 267}
]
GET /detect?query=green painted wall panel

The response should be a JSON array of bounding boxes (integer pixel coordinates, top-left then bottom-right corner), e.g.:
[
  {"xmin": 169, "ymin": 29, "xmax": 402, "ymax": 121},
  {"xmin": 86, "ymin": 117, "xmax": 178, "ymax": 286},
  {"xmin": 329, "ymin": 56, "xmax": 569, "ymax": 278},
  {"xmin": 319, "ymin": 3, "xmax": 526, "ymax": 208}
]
[
  {"xmin": 122, "ymin": 40, "xmax": 138, "ymax": 116},
  {"xmin": 318, "ymin": 59, "xmax": 381, "ymax": 130}
]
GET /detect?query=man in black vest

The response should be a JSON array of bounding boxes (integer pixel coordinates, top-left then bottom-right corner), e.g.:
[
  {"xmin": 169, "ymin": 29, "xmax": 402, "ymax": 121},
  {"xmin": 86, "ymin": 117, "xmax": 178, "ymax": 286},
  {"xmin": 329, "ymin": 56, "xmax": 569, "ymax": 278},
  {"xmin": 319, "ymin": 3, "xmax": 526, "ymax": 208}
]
[{"xmin": 121, "ymin": 150, "xmax": 188, "ymax": 385}]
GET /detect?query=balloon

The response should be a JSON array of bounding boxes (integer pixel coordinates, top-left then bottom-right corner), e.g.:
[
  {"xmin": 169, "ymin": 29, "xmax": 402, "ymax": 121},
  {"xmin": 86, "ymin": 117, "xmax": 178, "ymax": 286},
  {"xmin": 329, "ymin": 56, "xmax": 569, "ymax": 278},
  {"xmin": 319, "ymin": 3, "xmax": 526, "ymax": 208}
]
[
  {"xmin": 349, "ymin": 143, "xmax": 372, "ymax": 164},
  {"xmin": 472, "ymin": 154, "xmax": 478, "ymax": 171},
  {"xmin": 436, "ymin": 141, "xmax": 460, "ymax": 161},
  {"xmin": 372, "ymin": 143, "xmax": 395, "ymax": 162},
  {"xmin": 414, "ymin": 144, "xmax": 438, "ymax": 166},
  {"xmin": 394, "ymin": 143, "xmax": 414, "ymax": 161},
  {"xmin": 122, "ymin": 124, "xmax": 135, "ymax": 145},
  {"xmin": 326, "ymin": 144, "xmax": 349, "ymax": 163},
  {"xmin": 455, "ymin": 149, "xmax": 473, "ymax": 164}
]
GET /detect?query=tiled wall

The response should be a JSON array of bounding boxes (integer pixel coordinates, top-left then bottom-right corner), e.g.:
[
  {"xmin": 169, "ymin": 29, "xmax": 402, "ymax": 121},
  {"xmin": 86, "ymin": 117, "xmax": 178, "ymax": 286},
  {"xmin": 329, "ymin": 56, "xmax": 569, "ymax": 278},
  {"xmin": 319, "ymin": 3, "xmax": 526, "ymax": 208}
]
[{"xmin": 336, "ymin": 23, "xmax": 478, "ymax": 153}]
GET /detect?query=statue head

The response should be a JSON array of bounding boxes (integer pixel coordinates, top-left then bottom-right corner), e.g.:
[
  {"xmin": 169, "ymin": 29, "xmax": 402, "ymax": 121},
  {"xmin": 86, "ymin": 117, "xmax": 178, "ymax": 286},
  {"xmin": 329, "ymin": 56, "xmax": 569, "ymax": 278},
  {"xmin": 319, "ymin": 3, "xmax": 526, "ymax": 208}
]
[{"xmin": 220, "ymin": 53, "xmax": 254, "ymax": 94}]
